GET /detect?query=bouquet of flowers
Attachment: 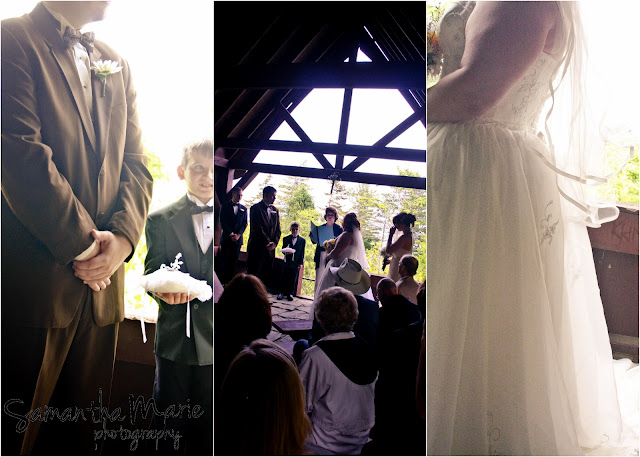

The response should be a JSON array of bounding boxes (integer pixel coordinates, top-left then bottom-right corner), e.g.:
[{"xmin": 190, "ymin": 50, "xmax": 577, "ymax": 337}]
[
  {"xmin": 427, "ymin": 3, "xmax": 443, "ymax": 81},
  {"xmin": 380, "ymin": 248, "xmax": 392, "ymax": 271},
  {"xmin": 323, "ymin": 238, "xmax": 336, "ymax": 254}
]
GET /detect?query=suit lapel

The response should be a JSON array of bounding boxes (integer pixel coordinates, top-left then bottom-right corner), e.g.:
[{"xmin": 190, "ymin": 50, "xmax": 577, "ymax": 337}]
[
  {"xmin": 90, "ymin": 47, "xmax": 112, "ymax": 164},
  {"xmin": 32, "ymin": 5, "xmax": 98, "ymax": 155},
  {"xmin": 170, "ymin": 196, "xmax": 201, "ymax": 279}
]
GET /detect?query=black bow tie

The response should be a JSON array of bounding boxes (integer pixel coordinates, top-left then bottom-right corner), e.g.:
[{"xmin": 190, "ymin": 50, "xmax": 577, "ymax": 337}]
[
  {"xmin": 232, "ymin": 203, "xmax": 239, "ymax": 207},
  {"xmin": 190, "ymin": 205, "xmax": 213, "ymax": 215},
  {"xmin": 63, "ymin": 27, "xmax": 95, "ymax": 53}
]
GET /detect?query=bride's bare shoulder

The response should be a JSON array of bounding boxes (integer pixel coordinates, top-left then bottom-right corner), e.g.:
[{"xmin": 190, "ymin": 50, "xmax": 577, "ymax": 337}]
[{"xmin": 339, "ymin": 231, "xmax": 355, "ymax": 243}]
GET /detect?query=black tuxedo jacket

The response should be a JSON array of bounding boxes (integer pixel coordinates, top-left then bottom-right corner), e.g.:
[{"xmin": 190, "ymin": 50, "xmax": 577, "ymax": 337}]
[
  {"xmin": 247, "ymin": 200, "xmax": 280, "ymax": 253},
  {"xmin": 144, "ymin": 195, "xmax": 213, "ymax": 366},
  {"xmin": 282, "ymin": 234, "xmax": 305, "ymax": 267},
  {"xmin": 219, "ymin": 201, "xmax": 247, "ymax": 245}
]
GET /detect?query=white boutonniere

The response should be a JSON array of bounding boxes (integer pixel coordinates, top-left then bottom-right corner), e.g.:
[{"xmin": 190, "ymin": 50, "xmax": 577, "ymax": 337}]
[{"xmin": 90, "ymin": 60, "xmax": 122, "ymax": 97}]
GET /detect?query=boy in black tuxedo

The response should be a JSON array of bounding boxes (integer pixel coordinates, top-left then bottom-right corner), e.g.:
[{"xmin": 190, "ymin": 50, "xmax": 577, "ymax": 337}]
[
  {"xmin": 277, "ymin": 222, "xmax": 306, "ymax": 301},
  {"xmin": 216, "ymin": 186, "xmax": 247, "ymax": 284},
  {"xmin": 144, "ymin": 139, "xmax": 213, "ymax": 454}
]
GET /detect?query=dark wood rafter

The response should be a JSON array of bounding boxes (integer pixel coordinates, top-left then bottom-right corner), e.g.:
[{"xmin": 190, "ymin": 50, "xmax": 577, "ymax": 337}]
[
  {"xmin": 276, "ymin": 103, "xmax": 333, "ymax": 169},
  {"xmin": 220, "ymin": 139, "xmax": 424, "ymax": 164},
  {"xmin": 214, "ymin": 2, "xmax": 427, "ymax": 195},
  {"xmin": 245, "ymin": 163, "xmax": 425, "ymax": 190},
  {"xmin": 232, "ymin": 171, "xmax": 259, "ymax": 196},
  {"xmin": 216, "ymin": 62, "xmax": 425, "ymax": 90},
  {"xmin": 344, "ymin": 109, "xmax": 425, "ymax": 171},
  {"xmin": 336, "ymin": 44, "xmax": 359, "ymax": 170}
]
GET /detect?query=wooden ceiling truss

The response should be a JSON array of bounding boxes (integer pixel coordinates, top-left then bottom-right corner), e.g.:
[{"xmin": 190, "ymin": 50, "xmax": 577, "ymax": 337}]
[{"xmin": 215, "ymin": 2, "xmax": 426, "ymax": 199}]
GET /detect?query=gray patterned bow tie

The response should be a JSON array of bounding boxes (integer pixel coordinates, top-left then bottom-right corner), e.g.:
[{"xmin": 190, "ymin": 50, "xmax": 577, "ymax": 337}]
[{"xmin": 63, "ymin": 27, "xmax": 95, "ymax": 53}]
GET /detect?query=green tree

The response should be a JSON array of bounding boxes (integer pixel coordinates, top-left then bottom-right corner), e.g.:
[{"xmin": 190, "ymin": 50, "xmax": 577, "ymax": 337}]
[
  {"xmin": 348, "ymin": 183, "xmax": 386, "ymax": 250},
  {"xmin": 325, "ymin": 178, "xmax": 350, "ymax": 217}
]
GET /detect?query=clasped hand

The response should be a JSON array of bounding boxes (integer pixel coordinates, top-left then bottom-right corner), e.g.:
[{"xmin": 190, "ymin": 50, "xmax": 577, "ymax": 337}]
[
  {"xmin": 155, "ymin": 292, "xmax": 193, "ymax": 305},
  {"xmin": 72, "ymin": 229, "xmax": 132, "ymax": 292}
]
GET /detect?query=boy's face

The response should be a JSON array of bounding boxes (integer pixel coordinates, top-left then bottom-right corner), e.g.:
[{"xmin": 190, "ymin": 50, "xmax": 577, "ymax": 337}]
[
  {"xmin": 178, "ymin": 153, "xmax": 213, "ymax": 204},
  {"xmin": 291, "ymin": 226, "xmax": 300, "ymax": 236}
]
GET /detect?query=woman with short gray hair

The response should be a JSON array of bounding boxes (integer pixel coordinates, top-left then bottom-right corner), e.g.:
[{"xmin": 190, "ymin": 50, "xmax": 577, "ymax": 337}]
[{"xmin": 299, "ymin": 286, "xmax": 377, "ymax": 455}]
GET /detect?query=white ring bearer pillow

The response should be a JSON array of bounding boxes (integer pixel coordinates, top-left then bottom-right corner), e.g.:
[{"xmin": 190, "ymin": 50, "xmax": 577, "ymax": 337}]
[{"xmin": 139, "ymin": 252, "xmax": 213, "ymax": 302}]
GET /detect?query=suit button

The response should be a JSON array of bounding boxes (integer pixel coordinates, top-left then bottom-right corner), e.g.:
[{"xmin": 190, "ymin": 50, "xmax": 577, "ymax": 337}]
[
  {"xmin": 193, "ymin": 304, "xmax": 199, "ymax": 310},
  {"xmin": 99, "ymin": 169, "xmax": 105, "ymax": 177}
]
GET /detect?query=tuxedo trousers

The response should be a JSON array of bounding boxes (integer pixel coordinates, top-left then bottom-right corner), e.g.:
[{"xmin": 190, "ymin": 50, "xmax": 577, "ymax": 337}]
[
  {"xmin": 215, "ymin": 237, "xmax": 241, "ymax": 285},
  {"xmin": 150, "ymin": 355, "xmax": 213, "ymax": 455},
  {"xmin": 280, "ymin": 264, "xmax": 300, "ymax": 296},
  {"xmin": 1, "ymin": 288, "xmax": 118, "ymax": 455},
  {"xmin": 246, "ymin": 245, "xmax": 274, "ymax": 288}
]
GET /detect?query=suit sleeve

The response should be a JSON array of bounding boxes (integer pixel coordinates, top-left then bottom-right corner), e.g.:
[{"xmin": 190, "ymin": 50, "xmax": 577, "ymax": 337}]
[
  {"xmin": 143, "ymin": 213, "xmax": 170, "ymax": 309},
  {"xmin": 297, "ymin": 239, "xmax": 306, "ymax": 266},
  {"xmin": 103, "ymin": 57, "xmax": 153, "ymax": 260},
  {"xmin": 274, "ymin": 209, "xmax": 281, "ymax": 245},
  {"xmin": 219, "ymin": 204, "xmax": 233, "ymax": 234},
  {"xmin": 1, "ymin": 25, "xmax": 96, "ymax": 264}
]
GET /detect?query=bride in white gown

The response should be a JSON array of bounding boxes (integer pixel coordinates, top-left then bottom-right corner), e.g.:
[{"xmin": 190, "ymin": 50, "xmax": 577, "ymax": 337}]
[
  {"xmin": 428, "ymin": 2, "xmax": 633, "ymax": 455},
  {"xmin": 313, "ymin": 213, "xmax": 373, "ymax": 315}
]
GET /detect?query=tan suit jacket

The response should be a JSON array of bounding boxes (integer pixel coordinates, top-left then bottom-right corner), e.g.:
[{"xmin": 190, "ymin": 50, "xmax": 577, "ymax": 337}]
[{"xmin": 1, "ymin": 3, "xmax": 153, "ymax": 328}]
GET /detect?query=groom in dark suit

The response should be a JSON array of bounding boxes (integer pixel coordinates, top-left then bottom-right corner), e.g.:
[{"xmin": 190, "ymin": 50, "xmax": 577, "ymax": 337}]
[
  {"xmin": 278, "ymin": 222, "xmax": 306, "ymax": 301},
  {"xmin": 247, "ymin": 186, "xmax": 281, "ymax": 288},
  {"xmin": 1, "ymin": 2, "xmax": 153, "ymax": 454},
  {"xmin": 217, "ymin": 186, "xmax": 247, "ymax": 285},
  {"xmin": 144, "ymin": 139, "xmax": 213, "ymax": 455}
]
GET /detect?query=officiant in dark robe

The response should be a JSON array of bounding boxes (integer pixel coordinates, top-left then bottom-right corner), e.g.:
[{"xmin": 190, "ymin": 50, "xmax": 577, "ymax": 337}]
[
  {"xmin": 247, "ymin": 186, "xmax": 280, "ymax": 288},
  {"xmin": 311, "ymin": 206, "xmax": 343, "ymax": 294}
]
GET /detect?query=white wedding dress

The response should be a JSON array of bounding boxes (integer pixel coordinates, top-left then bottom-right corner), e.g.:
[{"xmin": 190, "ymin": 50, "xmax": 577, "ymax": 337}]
[
  {"xmin": 312, "ymin": 229, "xmax": 374, "ymax": 317},
  {"xmin": 428, "ymin": 2, "xmax": 632, "ymax": 455},
  {"xmin": 387, "ymin": 233, "xmax": 413, "ymax": 282}
]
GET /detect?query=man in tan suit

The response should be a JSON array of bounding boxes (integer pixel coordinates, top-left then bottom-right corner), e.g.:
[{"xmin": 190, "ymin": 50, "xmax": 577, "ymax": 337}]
[{"xmin": 1, "ymin": 2, "xmax": 153, "ymax": 454}]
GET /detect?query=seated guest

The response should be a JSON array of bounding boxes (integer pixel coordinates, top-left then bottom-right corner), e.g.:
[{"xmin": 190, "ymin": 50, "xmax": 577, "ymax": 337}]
[
  {"xmin": 218, "ymin": 339, "xmax": 310, "ymax": 455},
  {"xmin": 299, "ymin": 287, "xmax": 377, "ymax": 455},
  {"xmin": 376, "ymin": 278, "xmax": 421, "ymax": 341},
  {"xmin": 214, "ymin": 274, "xmax": 272, "ymax": 420},
  {"xmin": 278, "ymin": 222, "xmax": 306, "ymax": 301},
  {"xmin": 294, "ymin": 260, "xmax": 379, "ymax": 364},
  {"xmin": 369, "ymin": 278, "xmax": 424, "ymax": 455},
  {"xmin": 396, "ymin": 254, "xmax": 420, "ymax": 305}
]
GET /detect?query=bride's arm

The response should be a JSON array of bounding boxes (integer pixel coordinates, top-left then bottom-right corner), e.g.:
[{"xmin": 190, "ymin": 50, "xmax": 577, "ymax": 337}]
[
  {"xmin": 386, "ymin": 232, "xmax": 411, "ymax": 254},
  {"xmin": 327, "ymin": 232, "xmax": 353, "ymax": 261},
  {"xmin": 428, "ymin": 2, "xmax": 558, "ymax": 123}
]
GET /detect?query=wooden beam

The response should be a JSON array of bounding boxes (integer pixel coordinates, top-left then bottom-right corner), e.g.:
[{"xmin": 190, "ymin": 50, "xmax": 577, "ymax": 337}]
[
  {"xmin": 336, "ymin": 45, "xmax": 358, "ymax": 170},
  {"xmin": 245, "ymin": 163, "xmax": 425, "ymax": 190},
  {"xmin": 216, "ymin": 62, "xmax": 425, "ymax": 90},
  {"xmin": 277, "ymin": 104, "xmax": 333, "ymax": 169},
  {"xmin": 220, "ymin": 138, "xmax": 425, "ymax": 164},
  {"xmin": 344, "ymin": 109, "xmax": 425, "ymax": 171},
  {"xmin": 234, "ymin": 171, "xmax": 259, "ymax": 192}
]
